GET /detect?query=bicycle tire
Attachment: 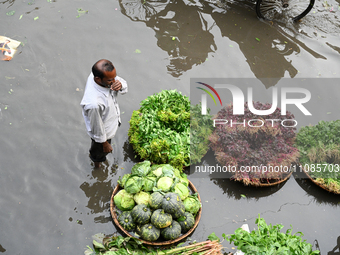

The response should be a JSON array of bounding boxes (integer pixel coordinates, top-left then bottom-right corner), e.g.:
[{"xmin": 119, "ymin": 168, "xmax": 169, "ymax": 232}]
[{"xmin": 256, "ymin": 0, "xmax": 315, "ymax": 21}]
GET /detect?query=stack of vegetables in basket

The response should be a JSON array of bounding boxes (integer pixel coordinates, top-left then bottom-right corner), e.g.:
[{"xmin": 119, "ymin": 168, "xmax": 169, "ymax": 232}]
[{"xmin": 113, "ymin": 160, "xmax": 201, "ymax": 242}]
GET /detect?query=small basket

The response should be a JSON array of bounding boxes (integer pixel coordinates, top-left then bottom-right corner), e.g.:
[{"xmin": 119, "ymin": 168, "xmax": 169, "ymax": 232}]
[
  {"xmin": 110, "ymin": 180, "xmax": 202, "ymax": 245},
  {"xmin": 301, "ymin": 167, "xmax": 340, "ymax": 195}
]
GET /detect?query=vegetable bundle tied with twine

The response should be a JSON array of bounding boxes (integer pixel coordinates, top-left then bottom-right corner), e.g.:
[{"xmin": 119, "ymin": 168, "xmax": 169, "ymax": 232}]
[{"xmin": 85, "ymin": 233, "xmax": 224, "ymax": 255}]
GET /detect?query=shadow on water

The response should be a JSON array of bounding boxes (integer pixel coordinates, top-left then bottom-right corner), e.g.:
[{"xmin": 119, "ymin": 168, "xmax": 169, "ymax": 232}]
[
  {"xmin": 79, "ymin": 160, "xmax": 119, "ymax": 223},
  {"xmin": 122, "ymin": 139, "xmax": 141, "ymax": 164},
  {"xmin": 0, "ymin": 0, "xmax": 15, "ymax": 7},
  {"xmin": 328, "ymin": 236, "xmax": 340, "ymax": 255},
  {"xmin": 293, "ymin": 172, "xmax": 340, "ymax": 206},
  {"xmin": 120, "ymin": 0, "xmax": 217, "ymax": 77},
  {"xmin": 118, "ymin": 0, "xmax": 323, "ymax": 87}
]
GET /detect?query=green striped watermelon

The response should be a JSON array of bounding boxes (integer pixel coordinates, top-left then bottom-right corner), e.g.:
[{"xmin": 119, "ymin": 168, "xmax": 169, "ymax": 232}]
[
  {"xmin": 162, "ymin": 192, "xmax": 181, "ymax": 214},
  {"xmin": 178, "ymin": 212, "xmax": 195, "ymax": 233},
  {"xmin": 117, "ymin": 211, "xmax": 136, "ymax": 231},
  {"xmin": 171, "ymin": 200, "xmax": 185, "ymax": 219},
  {"xmin": 131, "ymin": 204, "xmax": 151, "ymax": 225},
  {"xmin": 161, "ymin": 220, "xmax": 181, "ymax": 240},
  {"xmin": 140, "ymin": 223, "xmax": 160, "ymax": 241},
  {"xmin": 149, "ymin": 192, "xmax": 163, "ymax": 209},
  {"xmin": 151, "ymin": 209, "xmax": 172, "ymax": 228}
]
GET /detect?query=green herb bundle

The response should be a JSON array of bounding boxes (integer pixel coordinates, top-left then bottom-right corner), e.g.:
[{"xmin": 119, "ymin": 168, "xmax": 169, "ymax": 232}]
[
  {"xmin": 190, "ymin": 103, "xmax": 214, "ymax": 165},
  {"xmin": 84, "ymin": 233, "xmax": 223, "ymax": 255},
  {"xmin": 84, "ymin": 234, "xmax": 150, "ymax": 255},
  {"xmin": 224, "ymin": 215, "xmax": 320, "ymax": 255},
  {"xmin": 128, "ymin": 90, "xmax": 191, "ymax": 170},
  {"xmin": 295, "ymin": 120, "xmax": 340, "ymax": 194}
]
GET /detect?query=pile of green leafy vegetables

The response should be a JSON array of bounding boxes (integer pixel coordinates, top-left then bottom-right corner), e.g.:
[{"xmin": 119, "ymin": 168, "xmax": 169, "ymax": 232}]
[
  {"xmin": 128, "ymin": 90, "xmax": 213, "ymax": 170},
  {"xmin": 84, "ymin": 232, "xmax": 223, "ymax": 255},
  {"xmin": 190, "ymin": 103, "xmax": 214, "ymax": 165},
  {"xmin": 295, "ymin": 120, "xmax": 340, "ymax": 194},
  {"xmin": 85, "ymin": 216, "xmax": 320, "ymax": 255},
  {"xmin": 224, "ymin": 215, "xmax": 320, "ymax": 255}
]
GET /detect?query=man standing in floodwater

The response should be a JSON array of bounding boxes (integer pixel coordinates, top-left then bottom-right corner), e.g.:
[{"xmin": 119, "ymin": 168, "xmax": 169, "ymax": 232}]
[{"xmin": 80, "ymin": 59, "xmax": 128, "ymax": 168}]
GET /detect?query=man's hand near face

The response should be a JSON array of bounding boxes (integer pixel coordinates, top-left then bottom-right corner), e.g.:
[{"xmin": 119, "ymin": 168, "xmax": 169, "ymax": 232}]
[{"xmin": 110, "ymin": 80, "xmax": 122, "ymax": 91}]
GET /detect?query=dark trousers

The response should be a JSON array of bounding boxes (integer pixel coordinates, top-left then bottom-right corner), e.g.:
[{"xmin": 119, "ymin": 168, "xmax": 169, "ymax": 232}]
[{"xmin": 89, "ymin": 139, "xmax": 111, "ymax": 162}]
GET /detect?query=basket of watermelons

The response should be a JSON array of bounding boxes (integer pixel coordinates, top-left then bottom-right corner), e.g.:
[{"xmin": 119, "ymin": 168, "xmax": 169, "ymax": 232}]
[{"xmin": 110, "ymin": 160, "xmax": 202, "ymax": 245}]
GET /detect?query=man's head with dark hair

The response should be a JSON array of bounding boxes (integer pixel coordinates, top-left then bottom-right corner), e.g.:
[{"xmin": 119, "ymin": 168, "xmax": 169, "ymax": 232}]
[
  {"xmin": 93, "ymin": 59, "xmax": 117, "ymax": 88},
  {"xmin": 92, "ymin": 59, "xmax": 115, "ymax": 79}
]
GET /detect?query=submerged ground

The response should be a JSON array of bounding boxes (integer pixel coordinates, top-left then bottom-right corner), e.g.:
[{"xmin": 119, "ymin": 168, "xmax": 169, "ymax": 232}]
[{"xmin": 1, "ymin": 0, "xmax": 340, "ymax": 254}]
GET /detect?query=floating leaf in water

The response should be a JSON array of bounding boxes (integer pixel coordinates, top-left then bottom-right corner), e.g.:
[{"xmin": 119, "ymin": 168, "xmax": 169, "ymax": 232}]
[
  {"xmin": 77, "ymin": 8, "xmax": 88, "ymax": 18},
  {"xmin": 322, "ymin": 0, "xmax": 330, "ymax": 8},
  {"xmin": 135, "ymin": 49, "xmax": 141, "ymax": 53},
  {"xmin": 19, "ymin": 14, "xmax": 23, "ymax": 19},
  {"xmin": 34, "ymin": 16, "xmax": 39, "ymax": 20},
  {"xmin": 256, "ymin": 38, "xmax": 260, "ymax": 42},
  {"xmin": 327, "ymin": 112, "xmax": 331, "ymax": 114},
  {"xmin": 6, "ymin": 10, "xmax": 15, "ymax": 16},
  {"xmin": 241, "ymin": 194, "xmax": 246, "ymax": 198}
]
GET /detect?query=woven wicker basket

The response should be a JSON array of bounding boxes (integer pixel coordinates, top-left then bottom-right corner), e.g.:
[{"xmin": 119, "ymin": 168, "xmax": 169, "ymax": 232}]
[
  {"xmin": 110, "ymin": 180, "xmax": 202, "ymax": 245},
  {"xmin": 257, "ymin": 171, "xmax": 293, "ymax": 187},
  {"xmin": 301, "ymin": 167, "xmax": 340, "ymax": 195}
]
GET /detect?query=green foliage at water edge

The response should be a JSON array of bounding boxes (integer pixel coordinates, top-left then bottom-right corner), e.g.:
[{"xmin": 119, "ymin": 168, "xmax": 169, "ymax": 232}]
[
  {"xmin": 295, "ymin": 120, "xmax": 340, "ymax": 193},
  {"xmin": 224, "ymin": 215, "xmax": 320, "ymax": 255}
]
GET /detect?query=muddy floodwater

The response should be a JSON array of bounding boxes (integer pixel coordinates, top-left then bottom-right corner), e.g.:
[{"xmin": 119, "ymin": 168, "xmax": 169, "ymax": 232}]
[{"xmin": 1, "ymin": 0, "xmax": 340, "ymax": 254}]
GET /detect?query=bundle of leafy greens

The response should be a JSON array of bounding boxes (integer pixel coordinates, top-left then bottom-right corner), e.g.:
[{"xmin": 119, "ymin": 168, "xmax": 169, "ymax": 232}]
[
  {"xmin": 224, "ymin": 215, "xmax": 320, "ymax": 255},
  {"xmin": 129, "ymin": 91, "xmax": 214, "ymax": 170},
  {"xmin": 84, "ymin": 232, "xmax": 223, "ymax": 255},
  {"xmin": 190, "ymin": 103, "xmax": 214, "ymax": 165},
  {"xmin": 295, "ymin": 120, "xmax": 340, "ymax": 194},
  {"xmin": 128, "ymin": 90, "xmax": 191, "ymax": 170},
  {"xmin": 209, "ymin": 102, "xmax": 299, "ymax": 186}
]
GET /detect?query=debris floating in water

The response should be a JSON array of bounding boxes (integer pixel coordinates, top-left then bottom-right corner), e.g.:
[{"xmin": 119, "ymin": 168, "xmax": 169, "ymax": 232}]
[{"xmin": 0, "ymin": 36, "xmax": 21, "ymax": 61}]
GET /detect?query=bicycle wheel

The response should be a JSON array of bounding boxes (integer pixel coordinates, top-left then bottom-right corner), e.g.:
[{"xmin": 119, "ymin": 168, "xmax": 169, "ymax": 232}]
[{"xmin": 256, "ymin": 0, "xmax": 315, "ymax": 21}]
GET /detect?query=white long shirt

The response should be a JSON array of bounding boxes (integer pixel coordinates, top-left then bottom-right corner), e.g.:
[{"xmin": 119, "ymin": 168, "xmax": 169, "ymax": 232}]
[{"xmin": 80, "ymin": 73, "xmax": 128, "ymax": 143}]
